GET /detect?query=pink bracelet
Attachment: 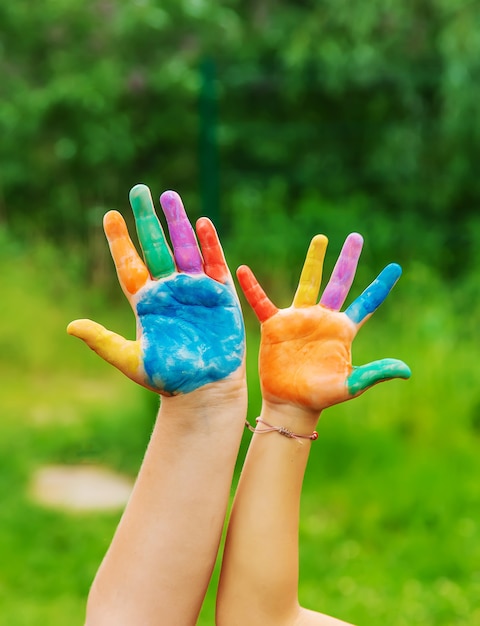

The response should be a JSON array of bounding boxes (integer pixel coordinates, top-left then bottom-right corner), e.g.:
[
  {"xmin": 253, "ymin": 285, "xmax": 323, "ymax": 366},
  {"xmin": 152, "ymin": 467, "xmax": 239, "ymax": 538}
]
[{"xmin": 245, "ymin": 417, "xmax": 318, "ymax": 441}]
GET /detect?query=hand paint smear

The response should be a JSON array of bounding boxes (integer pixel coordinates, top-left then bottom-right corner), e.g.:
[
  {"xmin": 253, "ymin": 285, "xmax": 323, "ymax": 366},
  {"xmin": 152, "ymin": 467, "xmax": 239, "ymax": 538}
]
[{"xmin": 136, "ymin": 275, "xmax": 245, "ymax": 393}]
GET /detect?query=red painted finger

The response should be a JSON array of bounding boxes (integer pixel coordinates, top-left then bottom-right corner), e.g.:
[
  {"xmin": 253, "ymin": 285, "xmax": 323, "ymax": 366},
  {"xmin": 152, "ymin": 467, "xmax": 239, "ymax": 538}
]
[
  {"xmin": 196, "ymin": 217, "xmax": 229, "ymax": 284},
  {"xmin": 237, "ymin": 265, "xmax": 278, "ymax": 322}
]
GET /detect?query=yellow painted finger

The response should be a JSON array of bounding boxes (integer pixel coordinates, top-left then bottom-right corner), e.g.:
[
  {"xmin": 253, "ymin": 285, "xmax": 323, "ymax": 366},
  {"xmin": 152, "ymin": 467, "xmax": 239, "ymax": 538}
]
[
  {"xmin": 292, "ymin": 235, "xmax": 328, "ymax": 307},
  {"xmin": 104, "ymin": 210, "xmax": 150, "ymax": 296},
  {"xmin": 67, "ymin": 319, "xmax": 145, "ymax": 386}
]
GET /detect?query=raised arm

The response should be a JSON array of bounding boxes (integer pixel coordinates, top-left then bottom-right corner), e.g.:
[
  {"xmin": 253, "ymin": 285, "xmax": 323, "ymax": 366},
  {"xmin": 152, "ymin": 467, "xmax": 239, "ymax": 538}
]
[
  {"xmin": 216, "ymin": 233, "xmax": 410, "ymax": 626},
  {"xmin": 68, "ymin": 184, "xmax": 247, "ymax": 626}
]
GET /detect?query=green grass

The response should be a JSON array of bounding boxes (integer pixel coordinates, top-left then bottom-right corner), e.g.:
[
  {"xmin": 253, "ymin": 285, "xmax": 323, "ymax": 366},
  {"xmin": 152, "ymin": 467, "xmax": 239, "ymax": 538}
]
[{"xmin": 1, "ymin": 232, "xmax": 480, "ymax": 624}]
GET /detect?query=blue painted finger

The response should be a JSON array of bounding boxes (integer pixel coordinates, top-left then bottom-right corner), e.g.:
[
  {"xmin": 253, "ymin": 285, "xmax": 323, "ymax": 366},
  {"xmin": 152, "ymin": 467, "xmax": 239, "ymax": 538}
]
[
  {"xmin": 344, "ymin": 263, "xmax": 402, "ymax": 325},
  {"xmin": 347, "ymin": 358, "xmax": 411, "ymax": 396}
]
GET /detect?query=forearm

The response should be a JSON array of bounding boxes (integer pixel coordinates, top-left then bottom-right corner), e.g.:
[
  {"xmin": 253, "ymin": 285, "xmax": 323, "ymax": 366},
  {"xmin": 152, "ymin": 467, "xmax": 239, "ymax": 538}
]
[
  {"xmin": 217, "ymin": 403, "xmax": 319, "ymax": 626},
  {"xmin": 217, "ymin": 402, "xmax": 354, "ymax": 626},
  {"xmin": 86, "ymin": 377, "xmax": 247, "ymax": 626}
]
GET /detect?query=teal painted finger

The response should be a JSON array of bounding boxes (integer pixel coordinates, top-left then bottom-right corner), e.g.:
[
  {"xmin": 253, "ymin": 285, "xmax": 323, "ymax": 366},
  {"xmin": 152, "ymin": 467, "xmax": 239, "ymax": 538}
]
[
  {"xmin": 345, "ymin": 263, "xmax": 402, "ymax": 325},
  {"xmin": 347, "ymin": 358, "xmax": 411, "ymax": 396},
  {"xmin": 129, "ymin": 184, "xmax": 175, "ymax": 279}
]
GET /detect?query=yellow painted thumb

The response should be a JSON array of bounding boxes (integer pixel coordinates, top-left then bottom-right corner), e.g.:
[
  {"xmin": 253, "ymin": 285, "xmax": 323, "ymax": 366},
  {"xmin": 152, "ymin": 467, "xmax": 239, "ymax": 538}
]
[{"xmin": 67, "ymin": 319, "xmax": 144, "ymax": 385}]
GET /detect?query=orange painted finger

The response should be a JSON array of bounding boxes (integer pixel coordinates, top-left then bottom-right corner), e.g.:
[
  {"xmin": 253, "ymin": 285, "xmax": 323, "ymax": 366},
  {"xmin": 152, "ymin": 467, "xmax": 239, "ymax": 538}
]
[
  {"xmin": 237, "ymin": 265, "xmax": 278, "ymax": 322},
  {"xmin": 196, "ymin": 217, "xmax": 229, "ymax": 284},
  {"xmin": 292, "ymin": 234, "xmax": 328, "ymax": 307},
  {"xmin": 103, "ymin": 210, "xmax": 149, "ymax": 296}
]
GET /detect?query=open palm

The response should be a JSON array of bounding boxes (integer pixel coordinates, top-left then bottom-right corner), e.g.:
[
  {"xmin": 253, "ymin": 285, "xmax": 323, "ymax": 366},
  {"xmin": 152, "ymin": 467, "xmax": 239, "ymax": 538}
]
[
  {"xmin": 68, "ymin": 185, "xmax": 245, "ymax": 395},
  {"xmin": 238, "ymin": 233, "xmax": 410, "ymax": 412},
  {"xmin": 134, "ymin": 273, "xmax": 243, "ymax": 393}
]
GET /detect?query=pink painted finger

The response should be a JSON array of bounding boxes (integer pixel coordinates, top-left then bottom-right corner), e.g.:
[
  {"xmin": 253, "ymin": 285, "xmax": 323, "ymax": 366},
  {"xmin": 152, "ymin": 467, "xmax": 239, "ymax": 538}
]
[
  {"xmin": 159, "ymin": 190, "xmax": 203, "ymax": 274},
  {"xmin": 237, "ymin": 265, "xmax": 278, "ymax": 323},
  {"xmin": 196, "ymin": 217, "xmax": 229, "ymax": 284},
  {"xmin": 320, "ymin": 232, "xmax": 364, "ymax": 310}
]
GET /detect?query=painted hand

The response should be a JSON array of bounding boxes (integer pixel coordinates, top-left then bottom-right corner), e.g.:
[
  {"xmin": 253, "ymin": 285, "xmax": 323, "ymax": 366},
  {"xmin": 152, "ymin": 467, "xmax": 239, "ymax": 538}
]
[
  {"xmin": 237, "ymin": 233, "xmax": 410, "ymax": 412},
  {"xmin": 68, "ymin": 185, "xmax": 245, "ymax": 395}
]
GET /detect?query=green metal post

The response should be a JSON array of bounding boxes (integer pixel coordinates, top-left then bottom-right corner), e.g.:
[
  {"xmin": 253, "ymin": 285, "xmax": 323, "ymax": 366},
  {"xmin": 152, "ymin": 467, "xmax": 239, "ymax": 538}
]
[{"xmin": 199, "ymin": 57, "xmax": 220, "ymax": 229}]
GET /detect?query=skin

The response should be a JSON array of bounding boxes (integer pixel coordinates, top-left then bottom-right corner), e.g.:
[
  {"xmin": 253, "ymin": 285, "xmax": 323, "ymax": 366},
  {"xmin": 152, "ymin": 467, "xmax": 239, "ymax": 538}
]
[
  {"xmin": 68, "ymin": 186, "xmax": 244, "ymax": 395},
  {"xmin": 68, "ymin": 185, "xmax": 247, "ymax": 626},
  {"xmin": 216, "ymin": 233, "xmax": 411, "ymax": 626}
]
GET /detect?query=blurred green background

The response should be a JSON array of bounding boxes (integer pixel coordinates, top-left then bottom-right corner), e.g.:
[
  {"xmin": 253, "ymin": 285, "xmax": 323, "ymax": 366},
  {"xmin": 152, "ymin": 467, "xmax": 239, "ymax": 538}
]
[{"xmin": 1, "ymin": 1, "xmax": 480, "ymax": 624}]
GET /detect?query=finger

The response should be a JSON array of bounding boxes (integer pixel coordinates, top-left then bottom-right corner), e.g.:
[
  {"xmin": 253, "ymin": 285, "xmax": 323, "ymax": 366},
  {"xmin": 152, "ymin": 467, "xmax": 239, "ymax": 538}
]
[
  {"xmin": 292, "ymin": 235, "xmax": 328, "ymax": 307},
  {"xmin": 236, "ymin": 265, "xmax": 278, "ymax": 323},
  {"xmin": 160, "ymin": 190, "xmax": 203, "ymax": 274},
  {"xmin": 320, "ymin": 233, "xmax": 363, "ymax": 310},
  {"xmin": 67, "ymin": 319, "xmax": 145, "ymax": 385},
  {"xmin": 196, "ymin": 217, "xmax": 229, "ymax": 284},
  {"xmin": 129, "ymin": 184, "xmax": 176, "ymax": 279},
  {"xmin": 103, "ymin": 211, "xmax": 150, "ymax": 296},
  {"xmin": 347, "ymin": 358, "xmax": 411, "ymax": 396},
  {"xmin": 344, "ymin": 263, "xmax": 402, "ymax": 326}
]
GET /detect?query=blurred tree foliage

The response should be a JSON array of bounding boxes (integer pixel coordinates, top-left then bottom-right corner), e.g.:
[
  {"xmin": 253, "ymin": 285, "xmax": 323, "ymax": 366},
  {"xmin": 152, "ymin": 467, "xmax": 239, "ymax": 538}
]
[{"xmin": 1, "ymin": 0, "xmax": 480, "ymax": 278}]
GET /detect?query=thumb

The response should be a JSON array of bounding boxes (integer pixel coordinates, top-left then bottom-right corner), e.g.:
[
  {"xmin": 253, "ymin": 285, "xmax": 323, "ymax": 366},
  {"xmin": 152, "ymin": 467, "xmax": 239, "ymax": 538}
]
[
  {"xmin": 347, "ymin": 358, "xmax": 411, "ymax": 397},
  {"xmin": 67, "ymin": 319, "xmax": 145, "ymax": 386}
]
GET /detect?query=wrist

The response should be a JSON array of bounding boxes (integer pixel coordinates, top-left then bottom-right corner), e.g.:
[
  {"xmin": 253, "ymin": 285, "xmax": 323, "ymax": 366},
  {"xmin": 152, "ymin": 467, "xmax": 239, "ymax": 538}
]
[
  {"xmin": 157, "ymin": 373, "xmax": 248, "ymax": 434},
  {"xmin": 257, "ymin": 401, "xmax": 322, "ymax": 437}
]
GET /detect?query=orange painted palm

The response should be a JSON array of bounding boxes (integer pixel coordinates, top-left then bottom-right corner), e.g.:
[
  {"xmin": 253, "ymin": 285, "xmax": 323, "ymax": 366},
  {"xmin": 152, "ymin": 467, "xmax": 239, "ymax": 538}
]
[{"xmin": 238, "ymin": 233, "xmax": 410, "ymax": 413}]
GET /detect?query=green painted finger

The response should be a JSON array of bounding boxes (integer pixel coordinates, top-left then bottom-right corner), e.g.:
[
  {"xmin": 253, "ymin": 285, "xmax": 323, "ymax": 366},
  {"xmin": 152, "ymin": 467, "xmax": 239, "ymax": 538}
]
[
  {"xmin": 347, "ymin": 358, "xmax": 411, "ymax": 396},
  {"xmin": 129, "ymin": 184, "xmax": 175, "ymax": 279}
]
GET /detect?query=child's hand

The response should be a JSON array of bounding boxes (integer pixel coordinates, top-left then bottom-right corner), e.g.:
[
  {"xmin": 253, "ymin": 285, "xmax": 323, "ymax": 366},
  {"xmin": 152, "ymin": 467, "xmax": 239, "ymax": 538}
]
[
  {"xmin": 237, "ymin": 233, "xmax": 410, "ymax": 412},
  {"xmin": 68, "ymin": 185, "xmax": 245, "ymax": 395}
]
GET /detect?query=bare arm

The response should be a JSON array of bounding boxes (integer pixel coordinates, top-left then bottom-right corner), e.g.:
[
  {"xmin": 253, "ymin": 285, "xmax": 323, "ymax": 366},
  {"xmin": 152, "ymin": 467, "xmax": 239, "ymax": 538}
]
[
  {"xmin": 220, "ymin": 404, "xmax": 348, "ymax": 626},
  {"xmin": 87, "ymin": 382, "xmax": 246, "ymax": 625},
  {"xmin": 68, "ymin": 185, "xmax": 247, "ymax": 625},
  {"xmin": 217, "ymin": 233, "xmax": 410, "ymax": 626}
]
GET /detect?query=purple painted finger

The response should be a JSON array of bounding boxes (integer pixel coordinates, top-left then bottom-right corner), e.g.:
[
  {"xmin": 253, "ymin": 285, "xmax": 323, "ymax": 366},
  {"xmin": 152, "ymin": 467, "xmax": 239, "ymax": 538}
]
[
  {"xmin": 320, "ymin": 233, "xmax": 364, "ymax": 310},
  {"xmin": 159, "ymin": 190, "xmax": 203, "ymax": 274}
]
